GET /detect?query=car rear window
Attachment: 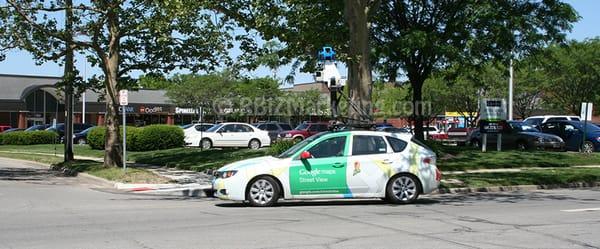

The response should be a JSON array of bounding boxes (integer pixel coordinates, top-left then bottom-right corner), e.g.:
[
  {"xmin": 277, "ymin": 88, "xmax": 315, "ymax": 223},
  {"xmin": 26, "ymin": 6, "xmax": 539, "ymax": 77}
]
[{"xmin": 386, "ymin": 136, "xmax": 408, "ymax": 152}]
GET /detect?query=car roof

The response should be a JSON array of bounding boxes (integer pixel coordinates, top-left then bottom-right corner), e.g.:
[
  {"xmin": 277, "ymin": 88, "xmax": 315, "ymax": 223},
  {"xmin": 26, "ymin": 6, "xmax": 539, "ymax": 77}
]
[{"xmin": 526, "ymin": 115, "xmax": 579, "ymax": 119}]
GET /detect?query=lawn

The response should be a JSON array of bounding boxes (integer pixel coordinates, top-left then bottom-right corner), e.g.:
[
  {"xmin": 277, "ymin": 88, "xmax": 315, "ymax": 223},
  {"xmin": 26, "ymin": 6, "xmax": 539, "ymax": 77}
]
[
  {"xmin": 441, "ymin": 167, "xmax": 600, "ymax": 189},
  {"xmin": 54, "ymin": 160, "xmax": 170, "ymax": 184}
]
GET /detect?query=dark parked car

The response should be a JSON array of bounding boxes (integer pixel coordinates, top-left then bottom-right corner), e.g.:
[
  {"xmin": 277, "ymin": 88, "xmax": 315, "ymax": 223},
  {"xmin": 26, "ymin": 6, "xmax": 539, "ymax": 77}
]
[
  {"xmin": 25, "ymin": 124, "xmax": 51, "ymax": 131},
  {"xmin": 468, "ymin": 121, "xmax": 564, "ymax": 150},
  {"xmin": 0, "ymin": 125, "xmax": 12, "ymax": 132},
  {"xmin": 46, "ymin": 123, "xmax": 95, "ymax": 136},
  {"xmin": 278, "ymin": 122, "xmax": 329, "ymax": 141},
  {"xmin": 72, "ymin": 127, "xmax": 95, "ymax": 145},
  {"xmin": 253, "ymin": 122, "xmax": 293, "ymax": 142},
  {"xmin": 2, "ymin": 128, "xmax": 26, "ymax": 133},
  {"xmin": 539, "ymin": 120, "xmax": 600, "ymax": 153}
]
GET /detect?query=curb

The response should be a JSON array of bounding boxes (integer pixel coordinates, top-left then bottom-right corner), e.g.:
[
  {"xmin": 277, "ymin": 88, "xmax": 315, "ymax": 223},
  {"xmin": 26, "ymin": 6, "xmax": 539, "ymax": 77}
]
[
  {"xmin": 78, "ymin": 172, "xmax": 118, "ymax": 187},
  {"xmin": 435, "ymin": 181, "xmax": 600, "ymax": 194},
  {"xmin": 115, "ymin": 183, "xmax": 214, "ymax": 197}
]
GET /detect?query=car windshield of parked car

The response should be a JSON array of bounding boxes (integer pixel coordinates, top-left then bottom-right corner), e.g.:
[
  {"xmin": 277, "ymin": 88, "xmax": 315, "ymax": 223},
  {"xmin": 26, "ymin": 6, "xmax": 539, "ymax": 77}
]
[
  {"xmin": 279, "ymin": 124, "xmax": 292, "ymax": 130},
  {"xmin": 295, "ymin": 123, "xmax": 309, "ymax": 130},
  {"xmin": 578, "ymin": 123, "xmax": 600, "ymax": 132},
  {"xmin": 206, "ymin": 124, "xmax": 223, "ymax": 132},
  {"xmin": 276, "ymin": 132, "xmax": 328, "ymax": 158},
  {"xmin": 510, "ymin": 122, "xmax": 539, "ymax": 132},
  {"xmin": 181, "ymin": 124, "xmax": 194, "ymax": 129}
]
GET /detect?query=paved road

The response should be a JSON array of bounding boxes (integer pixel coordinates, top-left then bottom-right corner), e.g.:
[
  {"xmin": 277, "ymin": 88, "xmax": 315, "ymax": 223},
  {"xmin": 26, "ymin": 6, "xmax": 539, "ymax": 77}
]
[{"xmin": 1, "ymin": 158, "xmax": 599, "ymax": 249}]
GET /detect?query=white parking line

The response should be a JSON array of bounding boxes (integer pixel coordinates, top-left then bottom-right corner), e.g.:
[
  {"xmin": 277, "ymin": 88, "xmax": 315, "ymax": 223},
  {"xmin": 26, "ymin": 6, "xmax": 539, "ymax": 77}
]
[{"xmin": 560, "ymin": 207, "xmax": 600, "ymax": 212}]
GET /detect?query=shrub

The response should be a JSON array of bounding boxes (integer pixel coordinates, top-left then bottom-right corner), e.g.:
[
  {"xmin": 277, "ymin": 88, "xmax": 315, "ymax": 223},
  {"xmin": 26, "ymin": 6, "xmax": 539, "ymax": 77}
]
[
  {"xmin": 0, "ymin": 131, "xmax": 57, "ymax": 145},
  {"xmin": 132, "ymin": 125, "xmax": 184, "ymax": 151},
  {"xmin": 87, "ymin": 126, "xmax": 140, "ymax": 150},
  {"xmin": 87, "ymin": 125, "xmax": 182, "ymax": 151},
  {"xmin": 269, "ymin": 139, "xmax": 297, "ymax": 155}
]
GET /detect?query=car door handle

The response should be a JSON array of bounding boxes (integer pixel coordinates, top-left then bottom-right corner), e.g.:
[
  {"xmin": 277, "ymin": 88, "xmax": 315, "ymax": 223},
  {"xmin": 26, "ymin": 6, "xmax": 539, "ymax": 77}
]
[
  {"xmin": 382, "ymin": 159, "xmax": 393, "ymax": 164},
  {"xmin": 332, "ymin": 163, "xmax": 344, "ymax": 168}
]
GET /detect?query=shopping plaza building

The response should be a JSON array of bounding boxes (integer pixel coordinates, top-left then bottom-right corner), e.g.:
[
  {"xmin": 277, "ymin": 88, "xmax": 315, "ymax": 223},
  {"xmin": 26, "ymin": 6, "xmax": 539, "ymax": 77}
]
[{"xmin": 0, "ymin": 74, "xmax": 198, "ymax": 128}]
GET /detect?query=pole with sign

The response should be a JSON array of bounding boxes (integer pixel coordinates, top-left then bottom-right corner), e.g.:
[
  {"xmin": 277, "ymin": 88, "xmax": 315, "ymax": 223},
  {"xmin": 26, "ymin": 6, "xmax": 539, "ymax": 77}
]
[
  {"xmin": 581, "ymin": 102, "xmax": 593, "ymax": 153},
  {"xmin": 119, "ymin": 90, "xmax": 128, "ymax": 170},
  {"xmin": 479, "ymin": 99, "xmax": 508, "ymax": 152}
]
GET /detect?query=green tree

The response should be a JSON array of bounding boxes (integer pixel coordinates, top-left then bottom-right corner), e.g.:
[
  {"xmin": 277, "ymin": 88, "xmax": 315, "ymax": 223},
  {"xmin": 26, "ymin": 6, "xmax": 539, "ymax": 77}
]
[
  {"xmin": 372, "ymin": 0, "xmax": 578, "ymax": 139},
  {"xmin": 539, "ymin": 39, "xmax": 600, "ymax": 115},
  {"xmin": 166, "ymin": 74, "xmax": 235, "ymax": 122},
  {"xmin": 1, "ymin": 0, "xmax": 234, "ymax": 167},
  {"xmin": 513, "ymin": 58, "xmax": 548, "ymax": 119}
]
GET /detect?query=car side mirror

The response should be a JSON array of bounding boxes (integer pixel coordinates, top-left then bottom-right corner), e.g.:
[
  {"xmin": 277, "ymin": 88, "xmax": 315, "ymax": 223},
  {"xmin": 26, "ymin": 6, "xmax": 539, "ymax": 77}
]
[{"xmin": 300, "ymin": 151, "xmax": 312, "ymax": 160}]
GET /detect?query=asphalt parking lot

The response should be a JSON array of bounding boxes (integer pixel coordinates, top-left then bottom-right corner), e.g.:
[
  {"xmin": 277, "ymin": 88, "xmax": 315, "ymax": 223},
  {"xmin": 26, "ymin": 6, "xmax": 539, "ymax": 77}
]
[{"xmin": 1, "ymin": 158, "xmax": 599, "ymax": 249}]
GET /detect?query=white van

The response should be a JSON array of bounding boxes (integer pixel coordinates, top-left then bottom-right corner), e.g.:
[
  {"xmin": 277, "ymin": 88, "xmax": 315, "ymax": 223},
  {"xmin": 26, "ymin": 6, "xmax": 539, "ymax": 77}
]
[{"xmin": 523, "ymin": 115, "xmax": 580, "ymax": 127}]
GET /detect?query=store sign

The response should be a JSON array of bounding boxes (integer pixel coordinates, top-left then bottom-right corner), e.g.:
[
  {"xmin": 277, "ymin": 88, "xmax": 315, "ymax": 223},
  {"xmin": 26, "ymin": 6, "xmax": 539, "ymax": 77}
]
[
  {"xmin": 118, "ymin": 106, "xmax": 135, "ymax": 113},
  {"xmin": 479, "ymin": 99, "xmax": 507, "ymax": 122},
  {"xmin": 139, "ymin": 106, "xmax": 164, "ymax": 114},
  {"xmin": 175, "ymin": 107, "xmax": 197, "ymax": 114}
]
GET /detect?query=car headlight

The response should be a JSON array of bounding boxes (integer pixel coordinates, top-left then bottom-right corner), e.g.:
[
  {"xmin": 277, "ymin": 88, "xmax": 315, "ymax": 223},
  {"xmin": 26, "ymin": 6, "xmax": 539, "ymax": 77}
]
[
  {"xmin": 215, "ymin": 170, "xmax": 237, "ymax": 179},
  {"xmin": 596, "ymin": 137, "xmax": 600, "ymax": 142},
  {"xmin": 537, "ymin": 137, "xmax": 544, "ymax": 143},
  {"xmin": 285, "ymin": 133, "xmax": 292, "ymax": 138}
]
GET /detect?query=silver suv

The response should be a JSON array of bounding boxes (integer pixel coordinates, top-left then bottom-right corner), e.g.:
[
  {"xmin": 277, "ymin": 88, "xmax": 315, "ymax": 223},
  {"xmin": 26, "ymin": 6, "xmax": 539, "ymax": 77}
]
[{"xmin": 523, "ymin": 115, "xmax": 580, "ymax": 128}]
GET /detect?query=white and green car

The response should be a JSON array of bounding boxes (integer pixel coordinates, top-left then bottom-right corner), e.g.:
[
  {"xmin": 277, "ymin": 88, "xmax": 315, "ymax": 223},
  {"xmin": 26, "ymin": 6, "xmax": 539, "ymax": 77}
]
[{"xmin": 212, "ymin": 130, "xmax": 441, "ymax": 207}]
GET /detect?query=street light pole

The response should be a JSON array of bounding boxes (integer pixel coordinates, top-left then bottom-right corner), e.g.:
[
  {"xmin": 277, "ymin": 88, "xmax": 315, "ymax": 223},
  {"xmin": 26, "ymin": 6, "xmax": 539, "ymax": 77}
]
[{"xmin": 508, "ymin": 58, "xmax": 514, "ymax": 121}]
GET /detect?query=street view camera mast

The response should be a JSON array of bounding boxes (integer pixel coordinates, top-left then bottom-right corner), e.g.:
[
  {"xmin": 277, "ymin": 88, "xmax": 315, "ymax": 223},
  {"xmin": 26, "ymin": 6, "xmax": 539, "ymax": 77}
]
[{"xmin": 314, "ymin": 46, "xmax": 373, "ymax": 130}]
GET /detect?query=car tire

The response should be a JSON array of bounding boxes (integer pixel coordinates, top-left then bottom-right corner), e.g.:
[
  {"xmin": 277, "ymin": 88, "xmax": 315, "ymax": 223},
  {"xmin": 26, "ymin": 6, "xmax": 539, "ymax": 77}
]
[
  {"xmin": 471, "ymin": 139, "xmax": 481, "ymax": 149},
  {"xmin": 517, "ymin": 141, "xmax": 528, "ymax": 151},
  {"xmin": 581, "ymin": 141, "xmax": 595, "ymax": 154},
  {"xmin": 78, "ymin": 138, "xmax": 87, "ymax": 145},
  {"xmin": 293, "ymin": 136, "xmax": 303, "ymax": 143},
  {"xmin": 249, "ymin": 139, "xmax": 261, "ymax": 150},
  {"xmin": 246, "ymin": 176, "xmax": 280, "ymax": 207},
  {"xmin": 386, "ymin": 174, "xmax": 421, "ymax": 204},
  {"xmin": 201, "ymin": 138, "xmax": 212, "ymax": 150}
]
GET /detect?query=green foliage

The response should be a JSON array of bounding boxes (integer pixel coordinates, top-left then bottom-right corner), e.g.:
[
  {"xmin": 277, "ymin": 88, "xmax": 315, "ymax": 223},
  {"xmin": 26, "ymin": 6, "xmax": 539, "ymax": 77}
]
[
  {"xmin": 269, "ymin": 139, "xmax": 296, "ymax": 156},
  {"xmin": 87, "ymin": 125, "xmax": 182, "ymax": 151},
  {"xmin": 133, "ymin": 125, "xmax": 184, "ymax": 151},
  {"xmin": 0, "ymin": 131, "xmax": 57, "ymax": 145}
]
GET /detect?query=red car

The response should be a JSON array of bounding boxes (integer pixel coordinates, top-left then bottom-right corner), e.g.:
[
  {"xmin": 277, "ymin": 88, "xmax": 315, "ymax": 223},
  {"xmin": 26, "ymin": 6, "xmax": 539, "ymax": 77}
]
[
  {"xmin": 0, "ymin": 125, "xmax": 12, "ymax": 133},
  {"xmin": 277, "ymin": 122, "xmax": 329, "ymax": 142}
]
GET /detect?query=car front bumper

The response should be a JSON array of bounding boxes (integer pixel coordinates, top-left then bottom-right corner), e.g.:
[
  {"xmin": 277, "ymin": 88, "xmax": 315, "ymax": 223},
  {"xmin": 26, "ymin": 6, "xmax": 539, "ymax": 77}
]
[
  {"xmin": 533, "ymin": 141, "xmax": 565, "ymax": 150},
  {"xmin": 212, "ymin": 176, "xmax": 246, "ymax": 201}
]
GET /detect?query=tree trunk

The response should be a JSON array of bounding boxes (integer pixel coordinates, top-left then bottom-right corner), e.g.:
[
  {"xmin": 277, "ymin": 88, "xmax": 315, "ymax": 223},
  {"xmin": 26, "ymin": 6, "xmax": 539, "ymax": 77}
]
[
  {"xmin": 410, "ymin": 77, "xmax": 425, "ymax": 141},
  {"xmin": 102, "ymin": 6, "xmax": 122, "ymax": 168},
  {"xmin": 63, "ymin": 0, "xmax": 74, "ymax": 162},
  {"xmin": 344, "ymin": 0, "xmax": 373, "ymax": 123}
]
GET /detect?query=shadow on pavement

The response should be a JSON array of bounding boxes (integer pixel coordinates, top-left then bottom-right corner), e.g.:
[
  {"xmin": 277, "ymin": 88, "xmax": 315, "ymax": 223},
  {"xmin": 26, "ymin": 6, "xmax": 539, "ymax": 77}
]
[
  {"xmin": 215, "ymin": 198, "xmax": 440, "ymax": 208},
  {"xmin": 0, "ymin": 167, "xmax": 58, "ymax": 181}
]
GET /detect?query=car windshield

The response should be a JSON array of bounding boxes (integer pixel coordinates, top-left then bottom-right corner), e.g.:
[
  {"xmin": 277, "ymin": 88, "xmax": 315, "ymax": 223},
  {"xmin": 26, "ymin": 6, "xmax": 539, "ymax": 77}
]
[
  {"xmin": 523, "ymin": 118, "xmax": 543, "ymax": 126},
  {"xmin": 181, "ymin": 124, "xmax": 194, "ymax": 129},
  {"xmin": 206, "ymin": 124, "xmax": 223, "ymax": 132},
  {"xmin": 276, "ymin": 132, "xmax": 328, "ymax": 158},
  {"xmin": 578, "ymin": 122, "xmax": 600, "ymax": 132},
  {"xmin": 294, "ymin": 123, "xmax": 309, "ymax": 130},
  {"xmin": 279, "ymin": 124, "xmax": 292, "ymax": 130},
  {"xmin": 80, "ymin": 127, "xmax": 94, "ymax": 134},
  {"xmin": 510, "ymin": 122, "xmax": 539, "ymax": 132}
]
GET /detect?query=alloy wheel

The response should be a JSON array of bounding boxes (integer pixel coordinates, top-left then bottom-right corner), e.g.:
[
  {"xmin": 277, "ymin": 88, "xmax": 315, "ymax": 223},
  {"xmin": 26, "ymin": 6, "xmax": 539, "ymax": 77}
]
[
  {"xmin": 249, "ymin": 179, "xmax": 274, "ymax": 205},
  {"xmin": 392, "ymin": 176, "xmax": 417, "ymax": 201}
]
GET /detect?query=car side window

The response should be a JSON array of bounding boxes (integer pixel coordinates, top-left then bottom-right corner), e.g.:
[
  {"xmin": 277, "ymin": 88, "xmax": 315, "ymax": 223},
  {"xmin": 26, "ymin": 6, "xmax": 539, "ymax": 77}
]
[
  {"xmin": 256, "ymin": 124, "xmax": 266, "ymax": 130},
  {"xmin": 266, "ymin": 124, "xmax": 279, "ymax": 131},
  {"xmin": 352, "ymin": 135, "xmax": 388, "ymax": 155},
  {"xmin": 386, "ymin": 136, "xmax": 408, "ymax": 152},
  {"xmin": 547, "ymin": 117, "xmax": 567, "ymax": 122},
  {"xmin": 221, "ymin": 124, "xmax": 236, "ymax": 132},
  {"xmin": 308, "ymin": 125, "xmax": 318, "ymax": 131},
  {"xmin": 236, "ymin": 124, "xmax": 252, "ymax": 132},
  {"xmin": 307, "ymin": 136, "xmax": 347, "ymax": 158},
  {"xmin": 541, "ymin": 122, "xmax": 560, "ymax": 135}
]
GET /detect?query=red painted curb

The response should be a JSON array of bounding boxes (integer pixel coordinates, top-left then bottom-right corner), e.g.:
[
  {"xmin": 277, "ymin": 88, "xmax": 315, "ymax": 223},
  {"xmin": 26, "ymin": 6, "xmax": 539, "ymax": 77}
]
[{"xmin": 129, "ymin": 187, "xmax": 155, "ymax": 192}]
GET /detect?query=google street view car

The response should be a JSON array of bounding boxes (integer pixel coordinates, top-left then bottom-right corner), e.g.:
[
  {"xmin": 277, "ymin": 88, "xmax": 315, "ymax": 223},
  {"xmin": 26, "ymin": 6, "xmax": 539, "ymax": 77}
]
[{"xmin": 212, "ymin": 130, "xmax": 441, "ymax": 207}]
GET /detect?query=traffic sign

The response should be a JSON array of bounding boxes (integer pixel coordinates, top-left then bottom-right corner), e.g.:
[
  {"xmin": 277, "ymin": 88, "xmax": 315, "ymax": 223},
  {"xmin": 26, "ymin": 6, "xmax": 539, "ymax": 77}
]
[
  {"xmin": 119, "ymin": 90, "xmax": 128, "ymax": 106},
  {"xmin": 580, "ymin": 102, "xmax": 593, "ymax": 121}
]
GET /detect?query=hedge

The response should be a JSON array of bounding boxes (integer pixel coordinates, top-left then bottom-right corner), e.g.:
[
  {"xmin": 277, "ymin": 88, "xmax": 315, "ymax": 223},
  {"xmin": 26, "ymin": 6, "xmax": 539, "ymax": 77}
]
[
  {"xmin": 269, "ymin": 139, "xmax": 297, "ymax": 156},
  {"xmin": 87, "ymin": 125, "xmax": 183, "ymax": 151},
  {"xmin": 0, "ymin": 131, "xmax": 58, "ymax": 145}
]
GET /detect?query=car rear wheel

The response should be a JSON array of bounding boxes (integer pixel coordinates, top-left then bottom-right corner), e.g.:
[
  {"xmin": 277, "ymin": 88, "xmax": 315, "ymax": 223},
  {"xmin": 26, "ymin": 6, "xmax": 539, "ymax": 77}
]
[
  {"xmin": 201, "ymin": 138, "xmax": 212, "ymax": 150},
  {"xmin": 246, "ymin": 176, "xmax": 280, "ymax": 207},
  {"xmin": 386, "ymin": 174, "xmax": 421, "ymax": 204},
  {"xmin": 581, "ymin": 141, "xmax": 595, "ymax": 154},
  {"xmin": 249, "ymin": 139, "xmax": 261, "ymax": 149}
]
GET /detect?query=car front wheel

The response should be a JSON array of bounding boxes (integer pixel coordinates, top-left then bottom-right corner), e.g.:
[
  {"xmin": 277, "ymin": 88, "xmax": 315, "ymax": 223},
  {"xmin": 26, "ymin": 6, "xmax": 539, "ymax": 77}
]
[
  {"xmin": 386, "ymin": 174, "xmax": 421, "ymax": 204},
  {"xmin": 201, "ymin": 139, "xmax": 212, "ymax": 150},
  {"xmin": 246, "ymin": 176, "xmax": 280, "ymax": 207}
]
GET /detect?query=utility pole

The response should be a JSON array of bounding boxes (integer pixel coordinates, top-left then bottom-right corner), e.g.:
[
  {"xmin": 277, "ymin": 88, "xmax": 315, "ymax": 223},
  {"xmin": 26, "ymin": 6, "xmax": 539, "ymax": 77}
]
[
  {"xmin": 63, "ymin": 0, "xmax": 74, "ymax": 162},
  {"xmin": 508, "ymin": 58, "xmax": 514, "ymax": 121}
]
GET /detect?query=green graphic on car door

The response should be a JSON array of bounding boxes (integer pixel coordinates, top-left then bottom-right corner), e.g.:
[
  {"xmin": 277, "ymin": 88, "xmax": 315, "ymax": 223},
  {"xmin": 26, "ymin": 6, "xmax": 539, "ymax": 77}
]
[{"xmin": 289, "ymin": 134, "xmax": 350, "ymax": 195}]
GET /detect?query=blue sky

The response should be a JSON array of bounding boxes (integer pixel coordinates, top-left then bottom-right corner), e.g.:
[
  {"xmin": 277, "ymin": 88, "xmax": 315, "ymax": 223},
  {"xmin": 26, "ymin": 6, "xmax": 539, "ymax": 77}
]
[{"xmin": 0, "ymin": 0, "xmax": 598, "ymax": 85}]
